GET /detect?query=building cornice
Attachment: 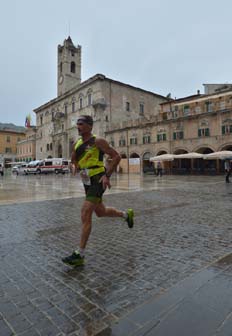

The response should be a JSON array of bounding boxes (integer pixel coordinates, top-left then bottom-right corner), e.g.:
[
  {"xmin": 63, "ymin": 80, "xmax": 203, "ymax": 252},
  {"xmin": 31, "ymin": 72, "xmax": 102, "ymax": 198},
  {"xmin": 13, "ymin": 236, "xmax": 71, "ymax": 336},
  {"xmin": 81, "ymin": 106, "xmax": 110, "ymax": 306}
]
[
  {"xmin": 34, "ymin": 74, "xmax": 168, "ymax": 113},
  {"xmin": 0, "ymin": 129, "xmax": 25, "ymax": 135},
  {"xmin": 161, "ymin": 89, "xmax": 232, "ymax": 106},
  {"xmin": 105, "ymin": 109, "xmax": 225, "ymax": 134}
]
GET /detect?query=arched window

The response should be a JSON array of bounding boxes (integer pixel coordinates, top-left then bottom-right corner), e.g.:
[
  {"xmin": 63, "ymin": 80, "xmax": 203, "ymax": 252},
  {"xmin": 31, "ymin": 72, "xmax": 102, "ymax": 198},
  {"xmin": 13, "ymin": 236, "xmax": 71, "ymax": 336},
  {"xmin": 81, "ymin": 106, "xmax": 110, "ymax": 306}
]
[
  {"xmin": 71, "ymin": 97, "xmax": 76, "ymax": 113},
  {"xmin": 87, "ymin": 89, "xmax": 92, "ymax": 106},
  {"xmin": 71, "ymin": 62, "xmax": 76, "ymax": 73},
  {"xmin": 72, "ymin": 102, "xmax": 75, "ymax": 112},
  {"xmin": 79, "ymin": 95, "xmax": 83, "ymax": 109}
]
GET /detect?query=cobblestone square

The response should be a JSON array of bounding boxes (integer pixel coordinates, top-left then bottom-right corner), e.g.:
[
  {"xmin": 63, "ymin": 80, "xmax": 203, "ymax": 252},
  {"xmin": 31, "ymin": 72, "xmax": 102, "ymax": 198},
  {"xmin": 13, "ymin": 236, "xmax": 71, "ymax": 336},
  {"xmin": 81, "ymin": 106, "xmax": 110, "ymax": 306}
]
[{"xmin": 0, "ymin": 174, "xmax": 231, "ymax": 335}]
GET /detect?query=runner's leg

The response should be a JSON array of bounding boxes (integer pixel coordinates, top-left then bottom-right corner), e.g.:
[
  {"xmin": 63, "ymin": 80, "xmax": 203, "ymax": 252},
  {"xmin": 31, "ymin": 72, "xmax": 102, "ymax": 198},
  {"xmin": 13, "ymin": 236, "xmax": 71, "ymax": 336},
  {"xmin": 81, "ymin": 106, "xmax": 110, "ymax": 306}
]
[
  {"xmin": 80, "ymin": 200, "xmax": 96, "ymax": 248},
  {"xmin": 94, "ymin": 202, "xmax": 124, "ymax": 217}
]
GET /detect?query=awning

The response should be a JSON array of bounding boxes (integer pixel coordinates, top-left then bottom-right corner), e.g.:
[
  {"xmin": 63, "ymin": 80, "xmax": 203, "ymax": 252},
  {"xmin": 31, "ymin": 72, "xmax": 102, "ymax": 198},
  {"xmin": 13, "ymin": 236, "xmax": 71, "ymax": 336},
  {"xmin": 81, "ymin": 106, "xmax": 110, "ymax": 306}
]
[
  {"xmin": 203, "ymin": 151, "xmax": 232, "ymax": 160},
  {"xmin": 174, "ymin": 152, "xmax": 204, "ymax": 159},
  {"xmin": 150, "ymin": 154, "xmax": 175, "ymax": 162}
]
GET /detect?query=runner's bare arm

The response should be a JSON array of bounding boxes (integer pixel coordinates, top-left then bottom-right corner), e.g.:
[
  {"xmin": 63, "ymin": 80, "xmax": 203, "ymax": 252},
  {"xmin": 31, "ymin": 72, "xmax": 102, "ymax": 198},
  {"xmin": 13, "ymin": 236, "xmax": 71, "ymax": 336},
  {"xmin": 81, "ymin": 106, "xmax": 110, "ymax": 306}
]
[
  {"xmin": 71, "ymin": 144, "xmax": 79, "ymax": 175},
  {"xmin": 95, "ymin": 138, "xmax": 121, "ymax": 177}
]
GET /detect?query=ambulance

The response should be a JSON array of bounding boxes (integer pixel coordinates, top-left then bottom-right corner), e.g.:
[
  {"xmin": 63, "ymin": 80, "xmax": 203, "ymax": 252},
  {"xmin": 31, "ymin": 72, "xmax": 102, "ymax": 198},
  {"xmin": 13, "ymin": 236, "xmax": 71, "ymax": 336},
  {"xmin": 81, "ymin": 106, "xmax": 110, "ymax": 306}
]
[{"xmin": 39, "ymin": 158, "xmax": 70, "ymax": 174}]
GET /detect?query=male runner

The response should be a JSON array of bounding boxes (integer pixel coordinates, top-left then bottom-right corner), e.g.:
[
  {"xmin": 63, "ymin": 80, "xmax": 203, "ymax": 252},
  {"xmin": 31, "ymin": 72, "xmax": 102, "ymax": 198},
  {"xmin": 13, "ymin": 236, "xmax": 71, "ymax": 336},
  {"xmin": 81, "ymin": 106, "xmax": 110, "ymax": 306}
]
[{"xmin": 62, "ymin": 115, "xmax": 134, "ymax": 266}]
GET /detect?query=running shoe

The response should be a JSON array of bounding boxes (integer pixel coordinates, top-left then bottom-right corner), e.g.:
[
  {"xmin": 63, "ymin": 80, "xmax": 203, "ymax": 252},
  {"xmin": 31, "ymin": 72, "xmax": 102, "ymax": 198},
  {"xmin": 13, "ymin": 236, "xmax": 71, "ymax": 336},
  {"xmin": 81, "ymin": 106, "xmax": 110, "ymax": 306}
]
[
  {"xmin": 126, "ymin": 208, "xmax": 134, "ymax": 228},
  {"xmin": 62, "ymin": 251, "xmax": 85, "ymax": 266}
]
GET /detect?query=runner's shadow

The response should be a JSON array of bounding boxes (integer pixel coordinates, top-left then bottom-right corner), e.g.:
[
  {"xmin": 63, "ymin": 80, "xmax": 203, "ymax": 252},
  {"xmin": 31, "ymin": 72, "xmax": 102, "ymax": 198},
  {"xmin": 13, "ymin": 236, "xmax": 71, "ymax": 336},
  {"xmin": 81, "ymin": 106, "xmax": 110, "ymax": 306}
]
[{"xmin": 62, "ymin": 265, "xmax": 85, "ymax": 277}]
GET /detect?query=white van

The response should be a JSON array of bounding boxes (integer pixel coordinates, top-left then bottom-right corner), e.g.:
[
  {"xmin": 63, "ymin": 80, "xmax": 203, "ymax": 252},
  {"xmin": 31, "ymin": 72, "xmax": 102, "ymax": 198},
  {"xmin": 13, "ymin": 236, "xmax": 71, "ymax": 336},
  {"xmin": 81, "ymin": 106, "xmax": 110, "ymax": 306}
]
[
  {"xmin": 26, "ymin": 160, "xmax": 43, "ymax": 174},
  {"xmin": 39, "ymin": 158, "xmax": 70, "ymax": 174}
]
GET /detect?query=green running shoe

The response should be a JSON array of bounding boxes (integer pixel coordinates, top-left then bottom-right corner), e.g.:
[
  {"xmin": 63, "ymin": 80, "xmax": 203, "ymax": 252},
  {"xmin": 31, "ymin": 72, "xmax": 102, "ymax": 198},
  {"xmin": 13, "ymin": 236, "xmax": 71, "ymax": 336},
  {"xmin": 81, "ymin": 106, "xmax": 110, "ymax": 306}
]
[
  {"xmin": 126, "ymin": 208, "xmax": 134, "ymax": 228},
  {"xmin": 62, "ymin": 251, "xmax": 85, "ymax": 266}
]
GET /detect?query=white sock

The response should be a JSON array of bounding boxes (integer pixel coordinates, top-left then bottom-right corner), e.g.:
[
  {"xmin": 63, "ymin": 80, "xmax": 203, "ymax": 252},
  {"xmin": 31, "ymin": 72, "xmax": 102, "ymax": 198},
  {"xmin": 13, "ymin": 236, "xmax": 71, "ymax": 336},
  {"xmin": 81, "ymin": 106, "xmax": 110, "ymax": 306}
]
[
  {"xmin": 122, "ymin": 211, "xmax": 127, "ymax": 219},
  {"xmin": 79, "ymin": 248, "xmax": 85, "ymax": 257}
]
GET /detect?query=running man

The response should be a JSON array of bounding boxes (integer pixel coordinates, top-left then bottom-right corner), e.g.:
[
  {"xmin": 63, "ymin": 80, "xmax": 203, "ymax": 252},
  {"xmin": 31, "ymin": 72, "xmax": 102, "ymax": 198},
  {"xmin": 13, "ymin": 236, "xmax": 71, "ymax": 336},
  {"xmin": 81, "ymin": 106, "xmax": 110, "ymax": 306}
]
[{"xmin": 62, "ymin": 115, "xmax": 134, "ymax": 266}]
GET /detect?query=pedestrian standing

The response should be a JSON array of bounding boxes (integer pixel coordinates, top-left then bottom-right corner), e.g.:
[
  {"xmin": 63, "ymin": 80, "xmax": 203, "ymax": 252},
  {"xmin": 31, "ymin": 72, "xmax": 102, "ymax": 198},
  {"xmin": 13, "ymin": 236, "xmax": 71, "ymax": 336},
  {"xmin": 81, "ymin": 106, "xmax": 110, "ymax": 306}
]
[
  {"xmin": 156, "ymin": 161, "xmax": 163, "ymax": 177},
  {"xmin": 62, "ymin": 115, "xmax": 134, "ymax": 267},
  {"xmin": 224, "ymin": 159, "xmax": 231, "ymax": 183}
]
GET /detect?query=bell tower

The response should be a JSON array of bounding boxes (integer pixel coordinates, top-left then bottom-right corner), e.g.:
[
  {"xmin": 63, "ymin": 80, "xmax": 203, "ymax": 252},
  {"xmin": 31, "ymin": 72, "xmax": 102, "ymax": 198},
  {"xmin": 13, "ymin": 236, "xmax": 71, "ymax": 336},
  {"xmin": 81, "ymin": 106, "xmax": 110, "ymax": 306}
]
[{"xmin": 57, "ymin": 36, "xmax": 81, "ymax": 96}]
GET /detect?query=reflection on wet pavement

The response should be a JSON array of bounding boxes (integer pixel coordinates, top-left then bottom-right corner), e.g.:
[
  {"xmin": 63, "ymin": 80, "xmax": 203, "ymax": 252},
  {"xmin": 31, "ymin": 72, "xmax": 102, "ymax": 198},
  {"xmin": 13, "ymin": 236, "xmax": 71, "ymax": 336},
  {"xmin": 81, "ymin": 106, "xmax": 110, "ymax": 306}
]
[{"xmin": 0, "ymin": 172, "xmax": 224, "ymax": 205}]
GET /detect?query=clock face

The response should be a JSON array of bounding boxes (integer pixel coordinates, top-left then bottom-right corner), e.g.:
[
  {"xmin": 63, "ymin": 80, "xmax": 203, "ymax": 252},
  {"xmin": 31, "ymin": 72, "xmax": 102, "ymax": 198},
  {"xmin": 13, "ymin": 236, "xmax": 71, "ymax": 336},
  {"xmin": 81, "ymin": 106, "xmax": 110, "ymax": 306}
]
[{"xmin": 59, "ymin": 75, "xmax": 64, "ymax": 84}]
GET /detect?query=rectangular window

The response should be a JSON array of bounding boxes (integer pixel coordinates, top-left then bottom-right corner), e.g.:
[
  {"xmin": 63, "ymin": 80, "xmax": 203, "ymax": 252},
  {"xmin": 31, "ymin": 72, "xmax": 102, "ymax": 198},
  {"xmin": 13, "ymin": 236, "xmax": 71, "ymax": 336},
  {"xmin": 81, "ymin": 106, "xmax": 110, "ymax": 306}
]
[
  {"xmin": 143, "ymin": 135, "xmax": 150, "ymax": 144},
  {"xmin": 65, "ymin": 105, "xmax": 68, "ymax": 114},
  {"xmin": 119, "ymin": 139, "xmax": 126, "ymax": 147},
  {"xmin": 220, "ymin": 101, "xmax": 226, "ymax": 110},
  {"xmin": 222, "ymin": 125, "xmax": 232, "ymax": 134},
  {"xmin": 139, "ymin": 103, "xmax": 144, "ymax": 115},
  {"xmin": 162, "ymin": 113, "xmax": 168, "ymax": 120},
  {"xmin": 5, "ymin": 147, "xmax": 12, "ymax": 153},
  {"xmin": 205, "ymin": 101, "xmax": 213, "ymax": 112},
  {"xmin": 172, "ymin": 106, "xmax": 178, "ymax": 118},
  {"xmin": 198, "ymin": 128, "xmax": 210, "ymax": 137},
  {"xmin": 130, "ymin": 138, "xmax": 137, "ymax": 145},
  {"xmin": 6, "ymin": 136, "xmax": 10, "ymax": 142},
  {"xmin": 157, "ymin": 133, "xmax": 166, "ymax": 142},
  {"xmin": 173, "ymin": 131, "xmax": 184, "ymax": 140},
  {"xmin": 126, "ymin": 102, "xmax": 130, "ymax": 112},
  {"xmin": 183, "ymin": 105, "xmax": 190, "ymax": 116}
]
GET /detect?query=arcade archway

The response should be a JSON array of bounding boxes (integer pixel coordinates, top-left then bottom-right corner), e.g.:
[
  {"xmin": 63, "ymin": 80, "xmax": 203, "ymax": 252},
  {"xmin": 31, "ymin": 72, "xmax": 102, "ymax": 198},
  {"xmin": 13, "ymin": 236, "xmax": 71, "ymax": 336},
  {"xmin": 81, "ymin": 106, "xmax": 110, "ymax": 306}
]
[
  {"xmin": 142, "ymin": 152, "xmax": 154, "ymax": 173},
  {"xmin": 129, "ymin": 153, "xmax": 140, "ymax": 173}
]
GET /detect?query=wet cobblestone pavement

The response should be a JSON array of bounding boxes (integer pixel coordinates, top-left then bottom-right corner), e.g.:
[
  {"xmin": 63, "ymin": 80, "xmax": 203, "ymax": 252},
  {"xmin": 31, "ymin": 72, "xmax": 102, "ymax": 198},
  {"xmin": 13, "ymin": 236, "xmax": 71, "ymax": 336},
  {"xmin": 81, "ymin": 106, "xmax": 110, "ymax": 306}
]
[{"xmin": 0, "ymin": 174, "xmax": 231, "ymax": 335}]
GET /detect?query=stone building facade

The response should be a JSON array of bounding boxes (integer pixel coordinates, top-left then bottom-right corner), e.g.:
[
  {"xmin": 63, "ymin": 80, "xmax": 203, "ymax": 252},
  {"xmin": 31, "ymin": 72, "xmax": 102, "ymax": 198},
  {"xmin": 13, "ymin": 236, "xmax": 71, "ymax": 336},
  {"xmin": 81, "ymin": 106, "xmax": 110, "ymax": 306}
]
[
  {"xmin": 105, "ymin": 87, "xmax": 232, "ymax": 174},
  {"xmin": 33, "ymin": 37, "xmax": 168, "ymax": 160},
  {"xmin": 16, "ymin": 126, "xmax": 36, "ymax": 162},
  {"xmin": 0, "ymin": 125, "xmax": 25, "ymax": 167}
]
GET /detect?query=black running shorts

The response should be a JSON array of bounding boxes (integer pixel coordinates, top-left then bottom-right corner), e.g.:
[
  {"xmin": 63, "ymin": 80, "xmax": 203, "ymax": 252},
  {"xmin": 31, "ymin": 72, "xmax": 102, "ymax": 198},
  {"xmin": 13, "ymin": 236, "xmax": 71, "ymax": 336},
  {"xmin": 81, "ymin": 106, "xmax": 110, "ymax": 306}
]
[{"xmin": 83, "ymin": 172, "xmax": 106, "ymax": 204}]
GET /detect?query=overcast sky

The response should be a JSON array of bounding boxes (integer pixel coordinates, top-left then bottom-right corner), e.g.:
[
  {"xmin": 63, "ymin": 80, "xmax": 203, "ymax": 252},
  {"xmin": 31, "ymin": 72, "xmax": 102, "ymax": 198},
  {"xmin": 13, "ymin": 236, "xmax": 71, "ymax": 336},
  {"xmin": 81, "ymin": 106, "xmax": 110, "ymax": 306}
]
[{"xmin": 1, "ymin": 0, "xmax": 232, "ymax": 126}]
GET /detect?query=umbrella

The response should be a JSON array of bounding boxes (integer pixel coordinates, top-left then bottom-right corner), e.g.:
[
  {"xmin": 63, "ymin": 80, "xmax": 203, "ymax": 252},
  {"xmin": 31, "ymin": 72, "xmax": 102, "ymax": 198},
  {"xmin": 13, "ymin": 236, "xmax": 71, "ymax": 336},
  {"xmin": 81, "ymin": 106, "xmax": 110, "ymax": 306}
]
[
  {"xmin": 203, "ymin": 150, "xmax": 232, "ymax": 160},
  {"xmin": 150, "ymin": 154, "xmax": 175, "ymax": 162},
  {"xmin": 174, "ymin": 152, "xmax": 204, "ymax": 159}
]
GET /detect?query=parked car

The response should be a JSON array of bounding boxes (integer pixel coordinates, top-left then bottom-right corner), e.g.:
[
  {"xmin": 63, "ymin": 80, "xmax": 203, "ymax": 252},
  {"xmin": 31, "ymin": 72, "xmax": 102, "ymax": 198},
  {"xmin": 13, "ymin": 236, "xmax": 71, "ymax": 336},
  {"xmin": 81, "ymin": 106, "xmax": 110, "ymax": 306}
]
[
  {"xmin": 12, "ymin": 164, "xmax": 22, "ymax": 174},
  {"xmin": 25, "ymin": 160, "xmax": 43, "ymax": 174},
  {"xmin": 0, "ymin": 163, "xmax": 4, "ymax": 176},
  {"xmin": 15, "ymin": 163, "xmax": 28, "ymax": 175}
]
